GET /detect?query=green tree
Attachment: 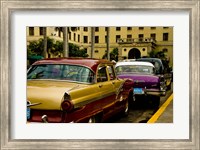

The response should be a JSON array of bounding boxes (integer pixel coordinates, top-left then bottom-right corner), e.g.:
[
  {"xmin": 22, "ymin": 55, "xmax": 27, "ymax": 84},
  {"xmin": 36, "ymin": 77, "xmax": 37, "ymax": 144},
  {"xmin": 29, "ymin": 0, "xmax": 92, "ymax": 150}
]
[
  {"xmin": 69, "ymin": 43, "xmax": 88, "ymax": 57},
  {"xmin": 148, "ymin": 50, "xmax": 169, "ymax": 68},
  {"xmin": 48, "ymin": 40, "xmax": 63, "ymax": 56},
  {"xmin": 102, "ymin": 48, "xmax": 118, "ymax": 61},
  {"xmin": 54, "ymin": 27, "xmax": 78, "ymax": 57},
  {"xmin": 27, "ymin": 38, "xmax": 88, "ymax": 58}
]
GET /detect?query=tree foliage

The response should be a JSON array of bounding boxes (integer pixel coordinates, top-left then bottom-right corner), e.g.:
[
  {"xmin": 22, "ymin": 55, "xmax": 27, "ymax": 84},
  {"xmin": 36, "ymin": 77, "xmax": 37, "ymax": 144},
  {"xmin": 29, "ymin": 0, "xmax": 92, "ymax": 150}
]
[
  {"xmin": 69, "ymin": 43, "xmax": 88, "ymax": 57},
  {"xmin": 148, "ymin": 50, "xmax": 170, "ymax": 68},
  {"xmin": 102, "ymin": 48, "xmax": 118, "ymax": 61},
  {"xmin": 27, "ymin": 37, "xmax": 88, "ymax": 58}
]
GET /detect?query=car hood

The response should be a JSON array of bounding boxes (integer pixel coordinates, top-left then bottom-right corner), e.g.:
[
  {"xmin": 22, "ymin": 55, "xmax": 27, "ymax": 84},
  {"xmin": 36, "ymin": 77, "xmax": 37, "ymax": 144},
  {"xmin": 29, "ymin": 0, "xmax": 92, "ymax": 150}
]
[
  {"xmin": 27, "ymin": 80, "xmax": 87, "ymax": 110},
  {"xmin": 117, "ymin": 74, "xmax": 159, "ymax": 87}
]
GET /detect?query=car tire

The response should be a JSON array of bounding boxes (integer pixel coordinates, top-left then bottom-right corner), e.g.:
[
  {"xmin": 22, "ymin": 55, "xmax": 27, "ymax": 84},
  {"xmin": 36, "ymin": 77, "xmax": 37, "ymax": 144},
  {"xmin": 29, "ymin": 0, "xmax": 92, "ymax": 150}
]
[
  {"xmin": 152, "ymin": 96, "xmax": 160, "ymax": 109},
  {"xmin": 123, "ymin": 99, "xmax": 129, "ymax": 116},
  {"xmin": 88, "ymin": 114, "xmax": 101, "ymax": 123},
  {"xmin": 167, "ymin": 82, "xmax": 171, "ymax": 90},
  {"xmin": 128, "ymin": 91, "xmax": 136, "ymax": 108}
]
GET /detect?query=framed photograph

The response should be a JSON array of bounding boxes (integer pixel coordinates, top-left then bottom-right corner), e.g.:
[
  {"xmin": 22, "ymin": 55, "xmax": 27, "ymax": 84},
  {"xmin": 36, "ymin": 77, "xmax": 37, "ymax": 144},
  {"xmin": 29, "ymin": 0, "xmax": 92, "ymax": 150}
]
[{"xmin": 1, "ymin": 0, "xmax": 199, "ymax": 149}]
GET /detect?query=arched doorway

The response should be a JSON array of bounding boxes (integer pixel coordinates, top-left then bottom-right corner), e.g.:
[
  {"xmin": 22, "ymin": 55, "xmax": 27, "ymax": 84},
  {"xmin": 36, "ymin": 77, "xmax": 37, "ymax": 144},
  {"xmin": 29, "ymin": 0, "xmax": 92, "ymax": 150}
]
[{"xmin": 128, "ymin": 48, "xmax": 141, "ymax": 59}]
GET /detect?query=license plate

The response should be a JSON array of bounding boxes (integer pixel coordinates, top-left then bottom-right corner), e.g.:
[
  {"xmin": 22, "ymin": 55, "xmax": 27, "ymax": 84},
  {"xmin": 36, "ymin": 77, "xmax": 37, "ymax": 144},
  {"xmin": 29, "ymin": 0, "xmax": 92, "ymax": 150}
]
[
  {"xmin": 27, "ymin": 107, "xmax": 31, "ymax": 120},
  {"xmin": 133, "ymin": 88, "xmax": 144, "ymax": 94}
]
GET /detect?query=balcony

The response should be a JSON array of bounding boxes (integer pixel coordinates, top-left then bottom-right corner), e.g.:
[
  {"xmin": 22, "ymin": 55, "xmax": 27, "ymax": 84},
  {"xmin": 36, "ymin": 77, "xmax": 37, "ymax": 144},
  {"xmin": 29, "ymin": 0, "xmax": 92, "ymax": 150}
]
[{"xmin": 117, "ymin": 38, "xmax": 156, "ymax": 44}]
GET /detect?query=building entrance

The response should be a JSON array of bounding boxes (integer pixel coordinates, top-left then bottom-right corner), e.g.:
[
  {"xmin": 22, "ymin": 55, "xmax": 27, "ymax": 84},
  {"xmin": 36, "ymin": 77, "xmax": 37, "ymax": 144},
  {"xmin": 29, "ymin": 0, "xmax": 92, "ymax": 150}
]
[{"xmin": 128, "ymin": 48, "xmax": 141, "ymax": 59}]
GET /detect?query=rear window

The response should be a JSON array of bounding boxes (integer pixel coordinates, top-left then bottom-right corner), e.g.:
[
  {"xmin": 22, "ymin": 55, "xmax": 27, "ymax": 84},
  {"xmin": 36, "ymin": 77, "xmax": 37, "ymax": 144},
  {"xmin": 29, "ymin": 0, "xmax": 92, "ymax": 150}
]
[
  {"xmin": 115, "ymin": 65, "xmax": 154, "ymax": 75},
  {"xmin": 27, "ymin": 64, "xmax": 95, "ymax": 83}
]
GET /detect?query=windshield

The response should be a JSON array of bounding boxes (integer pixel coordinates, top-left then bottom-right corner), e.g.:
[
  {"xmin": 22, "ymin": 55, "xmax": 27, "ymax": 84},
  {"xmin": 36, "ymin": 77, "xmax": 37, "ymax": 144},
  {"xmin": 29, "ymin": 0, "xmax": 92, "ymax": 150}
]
[
  {"xmin": 115, "ymin": 65, "xmax": 154, "ymax": 75},
  {"xmin": 27, "ymin": 64, "xmax": 95, "ymax": 84}
]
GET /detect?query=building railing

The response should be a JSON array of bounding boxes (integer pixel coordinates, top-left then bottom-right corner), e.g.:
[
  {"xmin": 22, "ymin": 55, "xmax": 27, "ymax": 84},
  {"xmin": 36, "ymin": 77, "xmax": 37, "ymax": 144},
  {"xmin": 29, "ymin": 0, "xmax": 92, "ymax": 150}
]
[{"xmin": 117, "ymin": 38, "xmax": 157, "ymax": 44}]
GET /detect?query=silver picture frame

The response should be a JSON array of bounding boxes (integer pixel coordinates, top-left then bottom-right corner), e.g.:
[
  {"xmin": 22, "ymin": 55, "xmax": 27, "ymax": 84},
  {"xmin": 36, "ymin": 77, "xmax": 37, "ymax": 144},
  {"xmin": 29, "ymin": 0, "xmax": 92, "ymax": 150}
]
[{"xmin": 1, "ymin": 0, "xmax": 199, "ymax": 149}]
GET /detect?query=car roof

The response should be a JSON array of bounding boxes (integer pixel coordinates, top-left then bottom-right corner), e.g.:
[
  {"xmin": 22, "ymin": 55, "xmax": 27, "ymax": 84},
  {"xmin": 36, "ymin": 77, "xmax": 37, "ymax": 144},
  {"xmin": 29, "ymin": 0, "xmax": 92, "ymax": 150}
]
[
  {"xmin": 115, "ymin": 61, "xmax": 154, "ymax": 67},
  {"xmin": 32, "ymin": 57, "xmax": 113, "ymax": 73},
  {"xmin": 137, "ymin": 57, "xmax": 162, "ymax": 63}
]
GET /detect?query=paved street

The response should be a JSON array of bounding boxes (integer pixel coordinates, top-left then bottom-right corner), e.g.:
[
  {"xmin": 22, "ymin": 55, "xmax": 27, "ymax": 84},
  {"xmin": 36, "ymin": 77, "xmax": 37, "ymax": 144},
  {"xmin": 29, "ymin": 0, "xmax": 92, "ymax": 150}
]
[{"xmin": 106, "ymin": 84, "xmax": 173, "ymax": 123}]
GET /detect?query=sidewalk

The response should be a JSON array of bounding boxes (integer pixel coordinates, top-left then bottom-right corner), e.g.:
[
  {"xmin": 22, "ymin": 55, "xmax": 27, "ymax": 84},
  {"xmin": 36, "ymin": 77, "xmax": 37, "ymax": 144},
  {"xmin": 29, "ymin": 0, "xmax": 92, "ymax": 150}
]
[
  {"xmin": 147, "ymin": 94, "xmax": 173, "ymax": 123},
  {"xmin": 156, "ymin": 99, "xmax": 173, "ymax": 123}
]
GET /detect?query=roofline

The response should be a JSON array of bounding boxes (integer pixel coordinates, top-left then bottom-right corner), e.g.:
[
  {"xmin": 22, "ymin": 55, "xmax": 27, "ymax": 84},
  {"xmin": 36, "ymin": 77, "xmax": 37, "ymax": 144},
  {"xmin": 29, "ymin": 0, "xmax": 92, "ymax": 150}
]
[
  {"xmin": 115, "ymin": 61, "xmax": 154, "ymax": 67},
  {"xmin": 31, "ymin": 57, "xmax": 114, "ymax": 73}
]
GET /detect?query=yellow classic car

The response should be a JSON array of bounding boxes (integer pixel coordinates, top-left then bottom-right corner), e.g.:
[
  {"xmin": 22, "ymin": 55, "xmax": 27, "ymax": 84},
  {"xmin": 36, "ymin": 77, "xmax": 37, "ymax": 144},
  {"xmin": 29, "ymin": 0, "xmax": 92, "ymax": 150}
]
[{"xmin": 27, "ymin": 58, "xmax": 134, "ymax": 123}]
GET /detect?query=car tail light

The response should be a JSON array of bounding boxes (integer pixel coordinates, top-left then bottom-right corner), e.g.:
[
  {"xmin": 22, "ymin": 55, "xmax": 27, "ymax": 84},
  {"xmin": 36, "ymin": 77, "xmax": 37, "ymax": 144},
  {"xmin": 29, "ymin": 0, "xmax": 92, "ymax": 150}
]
[
  {"xmin": 159, "ymin": 76, "xmax": 166, "ymax": 90},
  {"xmin": 61, "ymin": 93, "xmax": 74, "ymax": 112},
  {"xmin": 123, "ymin": 79, "xmax": 134, "ymax": 88}
]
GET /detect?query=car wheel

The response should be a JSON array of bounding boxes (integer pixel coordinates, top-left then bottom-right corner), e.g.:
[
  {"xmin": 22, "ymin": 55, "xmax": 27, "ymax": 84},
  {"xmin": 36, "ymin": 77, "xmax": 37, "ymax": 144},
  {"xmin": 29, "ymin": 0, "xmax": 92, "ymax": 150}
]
[
  {"xmin": 88, "ymin": 115, "xmax": 101, "ymax": 123},
  {"xmin": 128, "ymin": 91, "xmax": 136, "ymax": 108},
  {"xmin": 152, "ymin": 96, "xmax": 160, "ymax": 109},
  {"xmin": 167, "ymin": 83, "xmax": 171, "ymax": 90},
  {"xmin": 123, "ymin": 99, "xmax": 129, "ymax": 116}
]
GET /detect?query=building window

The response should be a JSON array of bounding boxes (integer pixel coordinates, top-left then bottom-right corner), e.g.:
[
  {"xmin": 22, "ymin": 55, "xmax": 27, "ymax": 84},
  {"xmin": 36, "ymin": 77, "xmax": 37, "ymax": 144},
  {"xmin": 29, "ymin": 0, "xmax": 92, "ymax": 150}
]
[
  {"xmin": 124, "ymin": 48, "xmax": 127, "ymax": 52},
  {"xmin": 127, "ymin": 35, "xmax": 132, "ymax": 42},
  {"xmin": 127, "ymin": 34, "xmax": 132, "ymax": 39},
  {"xmin": 83, "ymin": 27, "xmax": 88, "ymax": 32},
  {"xmin": 127, "ymin": 27, "xmax": 132, "ymax": 30},
  {"xmin": 84, "ymin": 48, "xmax": 87, "ymax": 53},
  {"xmin": 116, "ymin": 35, "xmax": 121, "ymax": 42},
  {"xmin": 39, "ymin": 27, "xmax": 43, "ymax": 35},
  {"xmin": 29, "ymin": 27, "xmax": 34, "ymax": 36},
  {"xmin": 163, "ymin": 48, "xmax": 168, "ymax": 52},
  {"xmin": 95, "ymin": 36, "xmax": 99, "ymax": 43},
  {"xmin": 150, "ymin": 33, "xmax": 156, "ymax": 40},
  {"xmin": 78, "ymin": 35, "xmax": 80, "ymax": 42},
  {"xmin": 116, "ymin": 27, "xmax": 121, "ymax": 31},
  {"xmin": 139, "ymin": 27, "xmax": 144, "ymax": 30},
  {"xmin": 58, "ymin": 30, "xmax": 61, "ymax": 37},
  {"xmin": 151, "ymin": 27, "xmax": 156, "ymax": 30},
  {"xmin": 69, "ymin": 32, "xmax": 71, "ymax": 40},
  {"xmin": 95, "ymin": 27, "xmax": 99, "ymax": 32},
  {"xmin": 74, "ymin": 33, "xmax": 76, "ymax": 41},
  {"xmin": 83, "ymin": 36, "xmax": 88, "ymax": 43},
  {"xmin": 105, "ymin": 27, "xmax": 108, "ymax": 32},
  {"xmin": 142, "ymin": 48, "xmax": 146, "ymax": 51},
  {"xmin": 163, "ymin": 33, "xmax": 169, "ymax": 41},
  {"xmin": 138, "ymin": 34, "xmax": 144, "ymax": 41},
  {"xmin": 163, "ymin": 27, "xmax": 169, "ymax": 29},
  {"xmin": 95, "ymin": 50, "xmax": 99, "ymax": 53}
]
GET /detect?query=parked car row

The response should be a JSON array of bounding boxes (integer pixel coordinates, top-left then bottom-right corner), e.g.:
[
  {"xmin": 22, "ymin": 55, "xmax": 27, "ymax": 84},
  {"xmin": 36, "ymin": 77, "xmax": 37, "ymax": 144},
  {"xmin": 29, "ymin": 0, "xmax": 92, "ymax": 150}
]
[
  {"xmin": 27, "ymin": 57, "xmax": 172, "ymax": 123},
  {"xmin": 27, "ymin": 58, "xmax": 134, "ymax": 123}
]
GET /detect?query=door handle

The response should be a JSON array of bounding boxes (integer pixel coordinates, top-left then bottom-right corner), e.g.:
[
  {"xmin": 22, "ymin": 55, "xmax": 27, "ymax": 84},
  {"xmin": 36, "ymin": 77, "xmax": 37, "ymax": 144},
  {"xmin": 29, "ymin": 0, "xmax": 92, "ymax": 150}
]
[
  {"xmin": 112, "ymin": 81, "xmax": 115, "ymax": 84},
  {"xmin": 99, "ymin": 84, "xmax": 103, "ymax": 88}
]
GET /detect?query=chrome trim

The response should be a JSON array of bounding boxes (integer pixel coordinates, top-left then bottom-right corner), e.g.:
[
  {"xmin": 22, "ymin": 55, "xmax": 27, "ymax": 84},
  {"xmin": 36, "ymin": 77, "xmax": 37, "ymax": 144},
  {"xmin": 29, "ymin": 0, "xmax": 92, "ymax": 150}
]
[
  {"xmin": 27, "ymin": 102, "xmax": 42, "ymax": 107},
  {"xmin": 41, "ymin": 115, "xmax": 48, "ymax": 123},
  {"xmin": 145, "ymin": 89, "xmax": 166, "ymax": 96}
]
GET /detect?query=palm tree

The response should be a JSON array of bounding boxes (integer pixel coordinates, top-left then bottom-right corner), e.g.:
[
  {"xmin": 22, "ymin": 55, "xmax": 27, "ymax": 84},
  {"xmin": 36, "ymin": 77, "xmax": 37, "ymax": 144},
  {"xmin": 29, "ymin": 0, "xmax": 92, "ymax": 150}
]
[
  {"xmin": 91, "ymin": 27, "xmax": 95, "ymax": 58},
  {"xmin": 62, "ymin": 27, "xmax": 69, "ymax": 57},
  {"xmin": 106, "ymin": 27, "xmax": 110, "ymax": 60},
  {"xmin": 55, "ymin": 27, "xmax": 78, "ymax": 57},
  {"xmin": 43, "ymin": 27, "xmax": 47, "ymax": 58}
]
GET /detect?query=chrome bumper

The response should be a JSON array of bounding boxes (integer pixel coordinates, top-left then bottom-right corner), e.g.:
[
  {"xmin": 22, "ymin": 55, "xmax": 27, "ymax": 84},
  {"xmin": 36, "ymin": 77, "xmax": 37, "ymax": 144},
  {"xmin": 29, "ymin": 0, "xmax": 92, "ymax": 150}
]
[
  {"xmin": 134, "ymin": 88, "xmax": 166, "ymax": 96},
  {"xmin": 145, "ymin": 89, "xmax": 166, "ymax": 96}
]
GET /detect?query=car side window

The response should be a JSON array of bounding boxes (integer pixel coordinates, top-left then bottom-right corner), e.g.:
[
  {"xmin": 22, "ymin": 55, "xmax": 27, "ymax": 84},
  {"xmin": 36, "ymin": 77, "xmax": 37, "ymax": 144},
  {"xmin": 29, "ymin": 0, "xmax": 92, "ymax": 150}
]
[
  {"xmin": 97, "ymin": 66, "xmax": 108, "ymax": 82},
  {"xmin": 107, "ymin": 65, "xmax": 116, "ymax": 80}
]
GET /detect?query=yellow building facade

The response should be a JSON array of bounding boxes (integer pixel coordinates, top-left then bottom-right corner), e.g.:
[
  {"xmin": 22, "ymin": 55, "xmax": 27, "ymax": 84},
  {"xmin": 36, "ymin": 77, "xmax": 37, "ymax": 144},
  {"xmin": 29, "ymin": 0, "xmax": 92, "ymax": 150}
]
[{"xmin": 27, "ymin": 26, "xmax": 173, "ymax": 66}]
